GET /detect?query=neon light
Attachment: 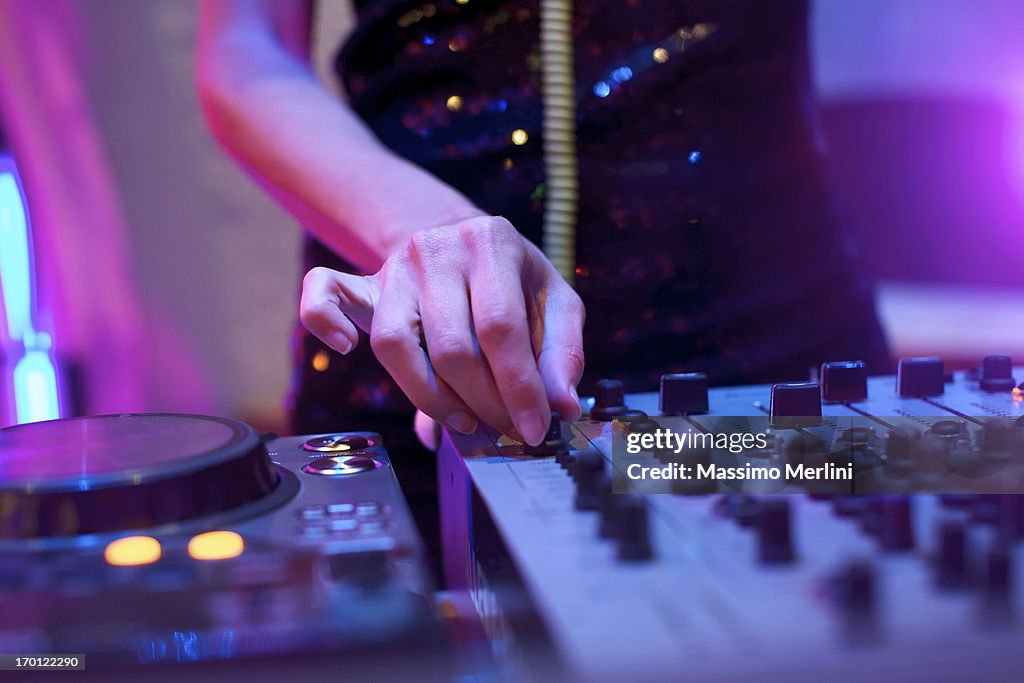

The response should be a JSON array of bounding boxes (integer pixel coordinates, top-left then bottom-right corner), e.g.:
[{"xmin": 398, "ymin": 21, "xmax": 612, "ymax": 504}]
[
  {"xmin": 0, "ymin": 154, "xmax": 61, "ymax": 423},
  {"xmin": 0, "ymin": 169, "xmax": 31, "ymax": 342},
  {"xmin": 13, "ymin": 350, "xmax": 59, "ymax": 423}
]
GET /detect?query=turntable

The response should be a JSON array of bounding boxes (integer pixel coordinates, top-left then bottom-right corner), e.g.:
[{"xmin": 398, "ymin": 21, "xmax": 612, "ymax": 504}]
[{"xmin": 0, "ymin": 414, "xmax": 449, "ymax": 680}]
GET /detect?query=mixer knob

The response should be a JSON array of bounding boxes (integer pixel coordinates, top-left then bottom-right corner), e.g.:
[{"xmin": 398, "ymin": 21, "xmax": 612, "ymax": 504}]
[
  {"xmin": 998, "ymin": 495, "xmax": 1024, "ymax": 541},
  {"xmin": 897, "ymin": 357, "xmax": 944, "ymax": 397},
  {"xmin": 591, "ymin": 379, "xmax": 627, "ymax": 421},
  {"xmin": 820, "ymin": 361, "xmax": 868, "ymax": 403},
  {"xmin": 935, "ymin": 520, "xmax": 967, "ymax": 590},
  {"xmin": 769, "ymin": 382, "xmax": 821, "ymax": 427},
  {"xmin": 659, "ymin": 373, "xmax": 709, "ymax": 415},
  {"xmin": 525, "ymin": 411, "xmax": 569, "ymax": 456},
  {"xmin": 980, "ymin": 354, "xmax": 1015, "ymax": 392},
  {"xmin": 981, "ymin": 544, "xmax": 1014, "ymax": 626},
  {"xmin": 574, "ymin": 451, "xmax": 605, "ymax": 511},
  {"xmin": 833, "ymin": 560, "xmax": 876, "ymax": 640},
  {"xmin": 879, "ymin": 497, "xmax": 914, "ymax": 551},
  {"xmin": 597, "ymin": 478, "xmax": 619, "ymax": 539},
  {"xmin": 615, "ymin": 495, "xmax": 653, "ymax": 561},
  {"xmin": 757, "ymin": 499, "xmax": 795, "ymax": 564}
]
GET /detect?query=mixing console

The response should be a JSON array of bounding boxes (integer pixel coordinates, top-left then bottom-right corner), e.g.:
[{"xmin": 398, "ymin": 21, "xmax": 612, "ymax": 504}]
[{"xmin": 439, "ymin": 356, "xmax": 1024, "ymax": 682}]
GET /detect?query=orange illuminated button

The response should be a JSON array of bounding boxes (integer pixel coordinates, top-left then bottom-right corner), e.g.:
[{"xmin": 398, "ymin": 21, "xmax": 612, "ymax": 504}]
[
  {"xmin": 188, "ymin": 530, "xmax": 245, "ymax": 561},
  {"xmin": 104, "ymin": 535, "xmax": 162, "ymax": 566}
]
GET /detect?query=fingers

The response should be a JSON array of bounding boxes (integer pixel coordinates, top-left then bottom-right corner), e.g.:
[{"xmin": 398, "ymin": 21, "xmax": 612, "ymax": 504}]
[
  {"xmin": 415, "ymin": 248, "xmax": 513, "ymax": 435},
  {"xmin": 413, "ymin": 409, "xmax": 442, "ymax": 451},
  {"xmin": 469, "ymin": 237, "xmax": 551, "ymax": 446},
  {"xmin": 537, "ymin": 284, "xmax": 586, "ymax": 421},
  {"xmin": 370, "ymin": 267, "xmax": 478, "ymax": 435},
  {"xmin": 299, "ymin": 267, "xmax": 378, "ymax": 353}
]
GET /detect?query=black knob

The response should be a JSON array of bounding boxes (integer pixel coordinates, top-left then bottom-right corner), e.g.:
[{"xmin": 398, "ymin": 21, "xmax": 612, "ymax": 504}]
[
  {"xmin": 834, "ymin": 560, "xmax": 875, "ymax": 618},
  {"xmin": 615, "ymin": 495, "xmax": 653, "ymax": 561},
  {"xmin": 597, "ymin": 478, "xmax": 619, "ymax": 539},
  {"xmin": 897, "ymin": 357, "xmax": 944, "ymax": 397},
  {"xmin": 757, "ymin": 499, "xmax": 795, "ymax": 564},
  {"xmin": 574, "ymin": 451, "xmax": 605, "ymax": 511},
  {"xmin": 591, "ymin": 379, "xmax": 627, "ymax": 421},
  {"xmin": 659, "ymin": 373, "xmax": 709, "ymax": 415},
  {"xmin": 769, "ymin": 382, "xmax": 821, "ymax": 427},
  {"xmin": 936, "ymin": 520, "xmax": 967, "ymax": 589},
  {"xmin": 979, "ymin": 419, "xmax": 1014, "ymax": 453},
  {"xmin": 879, "ymin": 496, "xmax": 914, "ymax": 551},
  {"xmin": 998, "ymin": 495, "xmax": 1024, "ymax": 541},
  {"xmin": 525, "ymin": 411, "xmax": 568, "ymax": 456},
  {"xmin": 821, "ymin": 361, "xmax": 868, "ymax": 403},
  {"xmin": 980, "ymin": 355, "xmax": 1015, "ymax": 392}
]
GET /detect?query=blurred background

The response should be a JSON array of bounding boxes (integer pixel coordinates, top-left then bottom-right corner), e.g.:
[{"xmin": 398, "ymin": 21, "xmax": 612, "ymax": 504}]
[{"xmin": 0, "ymin": 0, "xmax": 1022, "ymax": 432}]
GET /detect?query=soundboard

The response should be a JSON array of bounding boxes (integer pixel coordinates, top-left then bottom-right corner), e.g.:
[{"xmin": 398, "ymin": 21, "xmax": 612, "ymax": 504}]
[
  {"xmin": 0, "ymin": 414, "xmax": 449, "ymax": 681},
  {"xmin": 438, "ymin": 356, "xmax": 1024, "ymax": 682}
]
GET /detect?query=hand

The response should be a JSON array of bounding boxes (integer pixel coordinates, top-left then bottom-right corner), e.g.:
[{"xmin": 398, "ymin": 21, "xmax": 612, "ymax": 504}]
[{"xmin": 300, "ymin": 216, "xmax": 585, "ymax": 445}]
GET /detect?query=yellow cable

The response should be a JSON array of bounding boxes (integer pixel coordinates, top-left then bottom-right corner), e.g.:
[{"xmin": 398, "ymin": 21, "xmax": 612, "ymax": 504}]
[{"xmin": 539, "ymin": 0, "xmax": 578, "ymax": 286}]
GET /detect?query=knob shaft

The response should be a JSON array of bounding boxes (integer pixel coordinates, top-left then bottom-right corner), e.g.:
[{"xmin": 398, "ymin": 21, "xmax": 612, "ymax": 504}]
[
  {"xmin": 659, "ymin": 373, "xmax": 709, "ymax": 415},
  {"xmin": 821, "ymin": 361, "xmax": 868, "ymax": 402},
  {"xmin": 769, "ymin": 382, "xmax": 821, "ymax": 427},
  {"xmin": 980, "ymin": 354, "xmax": 1015, "ymax": 392},
  {"xmin": 897, "ymin": 357, "xmax": 945, "ymax": 397},
  {"xmin": 574, "ymin": 451, "xmax": 605, "ymax": 511},
  {"xmin": 616, "ymin": 496, "xmax": 653, "ymax": 561},
  {"xmin": 758, "ymin": 499, "xmax": 795, "ymax": 564},
  {"xmin": 591, "ymin": 379, "xmax": 627, "ymax": 421}
]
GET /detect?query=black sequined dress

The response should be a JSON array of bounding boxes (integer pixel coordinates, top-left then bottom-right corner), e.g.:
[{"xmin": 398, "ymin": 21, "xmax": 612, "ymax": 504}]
[{"xmin": 290, "ymin": 0, "xmax": 890, "ymax": 436}]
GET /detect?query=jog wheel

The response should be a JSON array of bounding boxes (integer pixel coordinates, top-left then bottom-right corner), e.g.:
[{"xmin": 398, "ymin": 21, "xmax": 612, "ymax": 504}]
[{"xmin": 0, "ymin": 414, "xmax": 286, "ymax": 540}]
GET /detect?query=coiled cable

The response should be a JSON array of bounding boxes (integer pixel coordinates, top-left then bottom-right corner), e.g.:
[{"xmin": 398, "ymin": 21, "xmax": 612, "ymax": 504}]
[{"xmin": 539, "ymin": 0, "xmax": 578, "ymax": 286}]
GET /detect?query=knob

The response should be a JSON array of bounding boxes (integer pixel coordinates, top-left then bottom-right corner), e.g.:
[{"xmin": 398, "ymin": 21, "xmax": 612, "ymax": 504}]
[
  {"xmin": 615, "ymin": 495, "xmax": 653, "ymax": 561},
  {"xmin": 757, "ymin": 499, "xmax": 795, "ymax": 564},
  {"xmin": 879, "ymin": 496, "xmax": 914, "ymax": 551},
  {"xmin": 574, "ymin": 451, "xmax": 605, "ymax": 511},
  {"xmin": 591, "ymin": 379, "xmax": 627, "ymax": 421},
  {"xmin": 980, "ymin": 354, "xmax": 1015, "ymax": 392},
  {"xmin": 935, "ymin": 520, "xmax": 967, "ymax": 589},
  {"xmin": 833, "ymin": 560, "xmax": 876, "ymax": 633},
  {"xmin": 597, "ymin": 478, "xmax": 619, "ymax": 539},
  {"xmin": 897, "ymin": 357, "xmax": 944, "ymax": 397},
  {"xmin": 998, "ymin": 495, "xmax": 1024, "ymax": 541},
  {"xmin": 821, "ymin": 361, "xmax": 867, "ymax": 402},
  {"xmin": 525, "ymin": 411, "xmax": 568, "ymax": 456},
  {"xmin": 769, "ymin": 382, "xmax": 821, "ymax": 427},
  {"xmin": 659, "ymin": 373, "xmax": 709, "ymax": 415}
]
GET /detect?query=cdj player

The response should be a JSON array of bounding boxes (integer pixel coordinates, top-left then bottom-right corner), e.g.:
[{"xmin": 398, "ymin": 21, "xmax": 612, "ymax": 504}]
[
  {"xmin": 439, "ymin": 355, "xmax": 1024, "ymax": 682},
  {"xmin": 0, "ymin": 414, "xmax": 449, "ymax": 681}
]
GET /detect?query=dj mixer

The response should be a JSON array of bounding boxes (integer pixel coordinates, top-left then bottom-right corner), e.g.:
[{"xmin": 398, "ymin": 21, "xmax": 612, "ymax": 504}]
[
  {"xmin": 439, "ymin": 356, "xmax": 1024, "ymax": 682},
  {"xmin": 0, "ymin": 414, "xmax": 449, "ymax": 680}
]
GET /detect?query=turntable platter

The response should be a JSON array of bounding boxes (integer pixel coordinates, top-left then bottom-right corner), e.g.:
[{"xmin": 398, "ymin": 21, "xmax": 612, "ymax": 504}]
[{"xmin": 0, "ymin": 414, "xmax": 283, "ymax": 540}]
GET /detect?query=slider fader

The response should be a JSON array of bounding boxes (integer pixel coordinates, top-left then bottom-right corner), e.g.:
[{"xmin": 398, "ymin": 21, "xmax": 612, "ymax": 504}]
[{"xmin": 440, "ymin": 355, "xmax": 1024, "ymax": 682}]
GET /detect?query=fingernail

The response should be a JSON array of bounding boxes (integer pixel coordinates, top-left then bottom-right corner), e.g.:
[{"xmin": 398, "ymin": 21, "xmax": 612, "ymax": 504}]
[
  {"xmin": 327, "ymin": 332, "xmax": 353, "ymax": 354},
  {"xmin": 445, "ymin": 412, "xmax": 477, "ymax": 435},
  {"xmin": 519, "ymin": 411, "xmax": 548, "ymax": 447},
  {"xmin": 567, "ymin": 385, "xmax": 582, "ymax": 420}
]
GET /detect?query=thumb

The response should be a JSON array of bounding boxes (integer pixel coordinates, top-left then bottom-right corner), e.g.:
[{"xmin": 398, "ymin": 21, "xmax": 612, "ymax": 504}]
[{"xmin": 299, "ymin": 267, "xmax": 381, "ymax": 354}]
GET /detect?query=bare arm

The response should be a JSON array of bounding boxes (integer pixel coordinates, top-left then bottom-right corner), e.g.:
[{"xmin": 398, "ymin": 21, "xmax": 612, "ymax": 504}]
[
  {"xmin": 196, "ymin": 0, "xmax": 482, "ymax": 272},
  {"xmin": 196, "ymin": 0, "xmax": 584, "ymax": 445}
]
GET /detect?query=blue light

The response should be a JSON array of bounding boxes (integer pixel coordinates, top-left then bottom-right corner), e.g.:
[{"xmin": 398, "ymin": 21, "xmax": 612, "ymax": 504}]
[
  {"xmin": 486, "ymin": 99, "xmax": 508, "ymax": 113},
  {"xmin": 0, "ymin": 169, "xmax": 31, "ymax": 341},
  {"xmin": 611, "ymin": 66, "xmax": 634, "ymax": 83},
  {"xmin": 593, "ymin": 81, "xmax": 611, "ymax": 98},
  {"xmin": 688, "ymin": 150, "xmax": 702, "ymax": 165},
  {"xmin": 422, "ymin": 35, "xmax": 435, "ymax": 45},
  {"xmin": 0, "ymin": 155, "xmax": 61, "ymax": 423}
]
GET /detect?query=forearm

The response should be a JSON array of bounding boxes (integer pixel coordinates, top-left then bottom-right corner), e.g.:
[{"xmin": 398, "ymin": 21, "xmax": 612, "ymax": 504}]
[{"xmin": 197, "ymin": 11, "xmax": 482, "ymax": 272}]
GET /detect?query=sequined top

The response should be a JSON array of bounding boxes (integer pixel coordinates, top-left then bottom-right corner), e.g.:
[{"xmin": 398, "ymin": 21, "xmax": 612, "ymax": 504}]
[{"xmin": 292, "ymin": 0, "xmax": 889, "ymax": 430}]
